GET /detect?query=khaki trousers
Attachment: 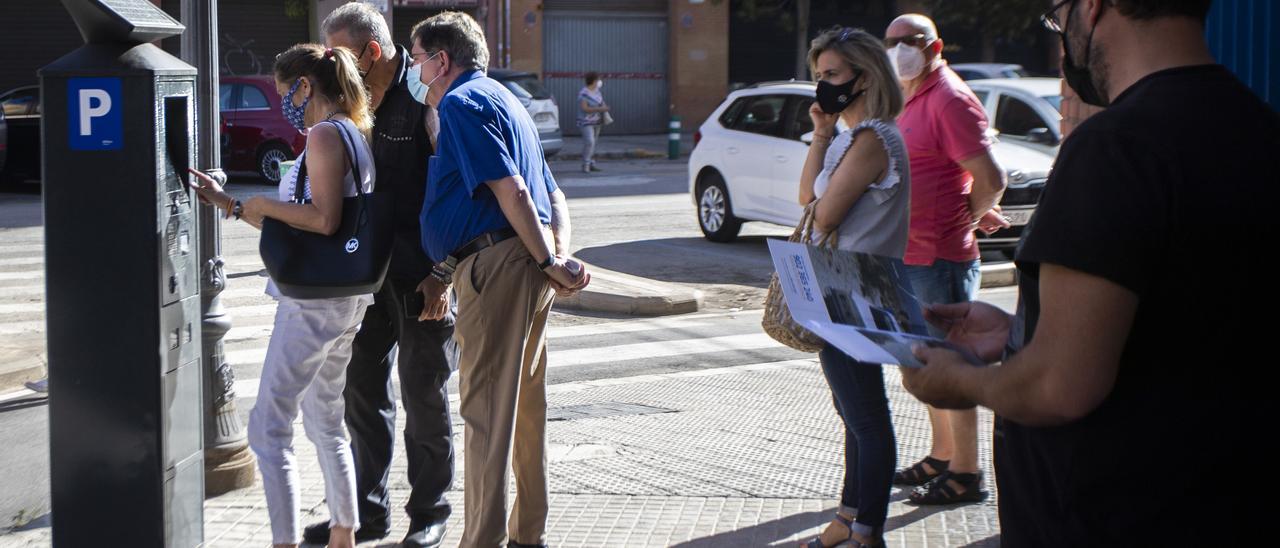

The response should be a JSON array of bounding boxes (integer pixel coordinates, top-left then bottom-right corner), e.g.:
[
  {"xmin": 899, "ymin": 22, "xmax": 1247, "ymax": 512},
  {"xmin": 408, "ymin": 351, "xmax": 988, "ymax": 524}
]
[{"xmin": 453, "ymin": 235, "xmax": 555, "ymax": 547}]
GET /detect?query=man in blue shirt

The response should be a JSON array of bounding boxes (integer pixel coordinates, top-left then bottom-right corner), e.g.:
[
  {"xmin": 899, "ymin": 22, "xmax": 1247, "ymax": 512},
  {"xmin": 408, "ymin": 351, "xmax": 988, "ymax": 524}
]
[{"xmin": 410, "ymin": 11, "xmax": 588, "ymax": 548}]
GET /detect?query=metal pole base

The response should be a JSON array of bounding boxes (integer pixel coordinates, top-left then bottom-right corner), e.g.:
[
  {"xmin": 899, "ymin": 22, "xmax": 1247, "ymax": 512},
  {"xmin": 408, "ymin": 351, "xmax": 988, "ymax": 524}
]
[{"xmin": 205, "ymin": 442, "xmax": 256, "ymax": 496}]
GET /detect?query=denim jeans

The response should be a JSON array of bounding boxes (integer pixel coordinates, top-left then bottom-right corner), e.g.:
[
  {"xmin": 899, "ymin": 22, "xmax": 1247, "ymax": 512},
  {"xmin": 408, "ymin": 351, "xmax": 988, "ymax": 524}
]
[
  {"xmin": 904, "ymin": 259, "xmax": 981, "ymax": 338},
  {"xmin": 580, "ymin": 124, "xmax": 601, "ymax": 167},
  {"xmin": 819, "ymin": 345, "xmax": 897, "ymax": 532}
]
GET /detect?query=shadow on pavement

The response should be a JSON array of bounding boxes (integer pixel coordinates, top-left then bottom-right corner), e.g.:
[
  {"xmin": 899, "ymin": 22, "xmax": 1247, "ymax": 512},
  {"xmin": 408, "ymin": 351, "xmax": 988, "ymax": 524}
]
[
  {"xmin": 0, "ymin": 396, "xmax": 47, "ymax": 414},
  {"xmin": 671, "ymin": 509, "xmax": 829, "ymax": 547},
  {"xmin": 10, "ymin": 512, "xmax": 50, "ymax": 532},
  {"xmin": 575, "ymin": 235, "xmax": 779, "ymax": 289},
  {"xmin": 673, "ymin": 499, "xmax": 994, "ymax": 547},
  {"xmin": 0, "ymin": 186, "xmax": 43, "ymax": 229}
]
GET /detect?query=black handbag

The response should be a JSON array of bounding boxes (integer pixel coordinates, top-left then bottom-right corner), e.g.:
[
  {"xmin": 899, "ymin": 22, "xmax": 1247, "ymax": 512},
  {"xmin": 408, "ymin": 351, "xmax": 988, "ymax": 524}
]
[{"xmin": 259, "ymin": 120, "xmax": 393, "ymax": 299}]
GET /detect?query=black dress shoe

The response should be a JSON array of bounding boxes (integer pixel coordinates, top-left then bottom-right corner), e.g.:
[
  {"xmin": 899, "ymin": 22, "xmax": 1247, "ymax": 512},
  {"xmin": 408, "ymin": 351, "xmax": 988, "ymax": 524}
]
[
  {"xmin": 400, "ymin": 520, "xmax": 446, "ymax": 548},
  {"xmin": 301, "ymin": 520, "xmax": 389, "ymax": 545},
  {"xmin": 507, "ymin": 541, "xmax": 548, "ymax": 548}
]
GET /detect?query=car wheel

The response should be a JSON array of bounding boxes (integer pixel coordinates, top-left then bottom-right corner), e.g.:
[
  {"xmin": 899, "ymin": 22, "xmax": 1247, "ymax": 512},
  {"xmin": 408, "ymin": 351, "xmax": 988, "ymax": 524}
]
[
  {"xmin": 697, "ymin": 172, "xmax": 742, "ymax": 242},
  {"xmin": 257, "ymin": 143, "xmax": 294, "ymax": 184}
]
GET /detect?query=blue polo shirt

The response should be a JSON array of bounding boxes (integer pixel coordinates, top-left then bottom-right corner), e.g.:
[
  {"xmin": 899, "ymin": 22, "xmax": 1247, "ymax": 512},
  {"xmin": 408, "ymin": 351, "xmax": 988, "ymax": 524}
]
[{"xmin": 419, "ymin": 70, "xmax": 558, "ymax": 264}]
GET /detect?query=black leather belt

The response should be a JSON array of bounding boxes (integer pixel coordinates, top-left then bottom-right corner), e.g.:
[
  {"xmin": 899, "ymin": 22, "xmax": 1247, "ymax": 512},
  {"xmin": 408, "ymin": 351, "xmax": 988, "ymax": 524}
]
[{"xmin": 448, "ymin": 227, "xmax": 518, "ymax": 264}]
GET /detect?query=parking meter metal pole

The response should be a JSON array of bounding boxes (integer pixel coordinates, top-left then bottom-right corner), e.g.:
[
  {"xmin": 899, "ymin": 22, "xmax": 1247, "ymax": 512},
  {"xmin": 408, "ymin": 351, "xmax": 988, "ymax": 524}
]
[
  {"xmin": 180, "ymin": 0, "xmax": 255, "ymax": 497},
  {"xmin": 42, "ymin": 1, "xmax": 204, "ymax": 544},
  {"xmin": 668, "ymin": 115, "xmax": 681, "ymax": 159}
]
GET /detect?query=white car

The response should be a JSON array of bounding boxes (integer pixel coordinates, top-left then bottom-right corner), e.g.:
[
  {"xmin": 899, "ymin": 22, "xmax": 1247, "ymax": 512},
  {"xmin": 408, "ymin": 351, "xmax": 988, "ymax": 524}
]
[
  {"xmin": 967, "ymin": 77, "xmax": 1064, "ymax": 156},
  {"xmin": 951, "ymin": 63, "xmax": 1029, "ymax": 81},
  {"xmin": 688, "ymin": 81, "xmax": 1055, "ymax": 255}
]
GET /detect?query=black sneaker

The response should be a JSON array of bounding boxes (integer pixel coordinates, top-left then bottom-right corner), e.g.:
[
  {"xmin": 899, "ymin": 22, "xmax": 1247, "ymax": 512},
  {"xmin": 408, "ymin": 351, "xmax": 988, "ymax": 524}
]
[{"xmin": 301, "ymin": 520, "xmax": 389, "ymax": 544}]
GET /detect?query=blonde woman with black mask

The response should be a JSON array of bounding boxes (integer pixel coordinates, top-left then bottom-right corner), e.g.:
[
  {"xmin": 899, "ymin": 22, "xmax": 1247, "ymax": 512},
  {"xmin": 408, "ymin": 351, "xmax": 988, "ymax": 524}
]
[{"xmin": 796, "ymin": 27, "xmax": 909, "ymax": 548}]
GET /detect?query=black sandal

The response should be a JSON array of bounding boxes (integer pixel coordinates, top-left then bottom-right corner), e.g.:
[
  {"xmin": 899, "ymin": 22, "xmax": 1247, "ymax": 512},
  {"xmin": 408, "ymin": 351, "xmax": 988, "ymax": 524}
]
[
  {"xmin": 893, "ymin": 456, "xmax": 949, "ymax": 486},
  {"xmin": 908, "ymin": 470, "xmax": 987, "ymax": 505},
  {"xmin": 799, "ymin": 513, "xmax": 882, "ymax": 548}
]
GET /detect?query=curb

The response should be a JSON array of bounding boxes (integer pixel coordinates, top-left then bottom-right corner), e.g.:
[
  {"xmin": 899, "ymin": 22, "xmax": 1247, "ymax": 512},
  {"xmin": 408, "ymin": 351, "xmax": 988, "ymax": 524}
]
[
  {"xmin": 554, "ymin": 148, "xmax": 680, "ymax": 162},
  {"xmin": 554, "ymin": 263, "xmax": 703, "ymax": 317},
  {"xmin": 980, "ymin": 263, "xmax": 1017, "ymax": 288},
  {"xmin": 0, "ymin": 348, "xmax": 45, "ymax": 393}
]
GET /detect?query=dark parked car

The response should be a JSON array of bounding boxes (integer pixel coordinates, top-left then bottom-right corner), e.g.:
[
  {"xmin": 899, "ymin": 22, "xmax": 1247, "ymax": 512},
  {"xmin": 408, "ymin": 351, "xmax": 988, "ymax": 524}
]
[
  {"xmin": 0, "ymin": 86, "xmax": 40, "ymax": 185},
  {"xmin": 220, "ymin": 76, "xmax": 306, "ymax": 183},
  {"xmin": 488, "ymin": 68, "xmax": 562, "ymax": 157}
]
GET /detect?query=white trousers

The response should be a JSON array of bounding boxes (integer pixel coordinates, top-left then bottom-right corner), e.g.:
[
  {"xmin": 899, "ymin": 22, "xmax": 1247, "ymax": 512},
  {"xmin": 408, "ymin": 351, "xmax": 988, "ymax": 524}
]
[{"xmin": 248, "ymin": 294, "xmax": 370, "ymax": 544}]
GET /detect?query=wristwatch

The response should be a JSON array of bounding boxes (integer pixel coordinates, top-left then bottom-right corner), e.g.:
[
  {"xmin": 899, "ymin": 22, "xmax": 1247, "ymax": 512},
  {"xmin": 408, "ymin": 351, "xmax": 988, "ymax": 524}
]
[
  {"xmin": 537, "ymin": 255, "xmax": 555, "ymax": 271},
  {"xmin": 430, "ymin": 263, "xmax": 453, "ymax": 285},
  {"xmin": 231, "ymin": 200, "xmax": 243, "ymax": 221}
]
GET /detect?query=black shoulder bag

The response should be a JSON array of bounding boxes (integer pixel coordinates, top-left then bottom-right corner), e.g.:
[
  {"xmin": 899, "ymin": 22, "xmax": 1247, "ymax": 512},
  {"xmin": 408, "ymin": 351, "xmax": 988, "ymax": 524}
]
[{"xmin": 259, "ymin": 120, "xmax": 393, "ymax": 299}]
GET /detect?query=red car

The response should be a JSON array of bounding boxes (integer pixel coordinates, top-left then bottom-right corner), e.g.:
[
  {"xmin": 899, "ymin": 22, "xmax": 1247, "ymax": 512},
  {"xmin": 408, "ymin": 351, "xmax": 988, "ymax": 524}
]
[{"xmin": 220, "ymin": 76, "xmax": 306, "ymax": 183}]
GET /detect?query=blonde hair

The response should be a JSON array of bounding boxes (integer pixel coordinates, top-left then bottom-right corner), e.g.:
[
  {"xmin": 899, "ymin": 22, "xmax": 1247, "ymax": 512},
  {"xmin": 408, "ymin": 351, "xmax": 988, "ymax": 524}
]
[
  {"xmin": 273, "ymin": 43, "xmax": 373, "ymax": 137},
  {"xmin": 808, "ymin": 27, "xmax": 904, "ymax": 120}
]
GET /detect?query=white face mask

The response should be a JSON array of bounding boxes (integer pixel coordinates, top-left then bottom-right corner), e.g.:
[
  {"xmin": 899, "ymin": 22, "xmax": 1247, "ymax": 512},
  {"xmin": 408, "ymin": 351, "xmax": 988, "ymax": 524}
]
[
  {"xmin": 891, "ymin": 43, "xmax": 927, "ymax": 81},
  {"xmin": 406, "ymin": 51, "xmax": 444, "ymax": 105}
]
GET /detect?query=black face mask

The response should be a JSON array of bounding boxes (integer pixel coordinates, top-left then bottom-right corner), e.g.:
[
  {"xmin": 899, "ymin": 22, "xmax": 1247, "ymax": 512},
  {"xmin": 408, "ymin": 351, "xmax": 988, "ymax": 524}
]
[
  {"xmin": 815, "ymin": 72, "xmax": 865, "ymax": 114},
  {"xmin": 1060, "ymin": 2, "xmax": 1108, "ymax": 107}
]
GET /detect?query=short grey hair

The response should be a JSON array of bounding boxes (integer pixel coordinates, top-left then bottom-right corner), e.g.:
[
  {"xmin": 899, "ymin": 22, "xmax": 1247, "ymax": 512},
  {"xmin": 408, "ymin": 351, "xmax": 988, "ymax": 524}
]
[
  {"xmin": 410, "ymin": 11, "xmax": 489, "ymax": 71},
  {"xmin": 322, "ymin": 2, "xmax": 393, "ymax": 52}
]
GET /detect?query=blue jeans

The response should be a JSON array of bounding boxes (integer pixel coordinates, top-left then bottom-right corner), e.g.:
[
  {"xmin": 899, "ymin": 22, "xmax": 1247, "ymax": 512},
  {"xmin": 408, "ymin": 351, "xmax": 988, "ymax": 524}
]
[
  {"xmin": 904, "ymin": 259, "xmax": 981, "ymax": 338},
  {"xmin": 819, "ymin": 345, "xmax": 897, "ymax": 532}
]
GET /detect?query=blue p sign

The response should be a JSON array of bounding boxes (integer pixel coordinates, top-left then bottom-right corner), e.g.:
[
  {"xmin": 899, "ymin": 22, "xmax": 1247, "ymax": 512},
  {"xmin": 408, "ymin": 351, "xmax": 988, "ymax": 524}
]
[{"xmin": 68, "ymin": 78, "xmax": 123, "ymax": 151}]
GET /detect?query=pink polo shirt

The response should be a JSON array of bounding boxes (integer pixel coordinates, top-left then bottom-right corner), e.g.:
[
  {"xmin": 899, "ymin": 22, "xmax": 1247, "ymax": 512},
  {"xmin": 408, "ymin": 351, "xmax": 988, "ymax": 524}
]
[{"xmin": 898, "ymin": 64, "xmax": 992, "ymax": 266}]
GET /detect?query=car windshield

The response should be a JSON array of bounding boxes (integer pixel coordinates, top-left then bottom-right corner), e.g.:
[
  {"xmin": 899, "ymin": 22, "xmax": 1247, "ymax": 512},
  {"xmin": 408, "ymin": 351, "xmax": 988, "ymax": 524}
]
[
  {"xmin": 1041, "ymin": 95, "xmax": 1063, "ymax": 112},
  {"xmin": 502, "ymin": 76, "xmax": 552, "ymax": 100}
]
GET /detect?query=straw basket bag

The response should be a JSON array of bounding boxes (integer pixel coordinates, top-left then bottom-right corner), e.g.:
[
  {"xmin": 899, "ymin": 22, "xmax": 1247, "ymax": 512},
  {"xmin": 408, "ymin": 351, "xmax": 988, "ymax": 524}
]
[{"xmin": 762, "ymin": 202, "xmax": 837, "ymax": 352}]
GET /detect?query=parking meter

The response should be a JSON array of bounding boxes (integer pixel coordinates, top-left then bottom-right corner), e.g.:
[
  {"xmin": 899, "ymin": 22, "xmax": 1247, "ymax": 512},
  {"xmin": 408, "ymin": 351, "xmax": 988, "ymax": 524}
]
[{"xmin": 41, "ymin": 1, "xmax": 204, "ymax": 545}]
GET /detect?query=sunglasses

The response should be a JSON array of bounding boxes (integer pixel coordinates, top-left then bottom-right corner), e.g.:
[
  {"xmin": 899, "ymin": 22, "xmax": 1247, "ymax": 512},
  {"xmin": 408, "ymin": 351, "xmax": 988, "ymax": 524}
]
[{"xmin": 883, "ymin": 33, "xmax": 934, "ymax": 49}]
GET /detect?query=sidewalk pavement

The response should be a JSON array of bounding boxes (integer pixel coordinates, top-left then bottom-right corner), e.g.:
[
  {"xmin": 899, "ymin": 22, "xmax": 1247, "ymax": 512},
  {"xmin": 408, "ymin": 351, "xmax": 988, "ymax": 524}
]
[
  {"xmin": 552, "ymin": 132, "xmax": 695, "ymax": 163},
  {"xmin": 1, "ymin": 356, "xmax": 1000, "ymax": 547}
]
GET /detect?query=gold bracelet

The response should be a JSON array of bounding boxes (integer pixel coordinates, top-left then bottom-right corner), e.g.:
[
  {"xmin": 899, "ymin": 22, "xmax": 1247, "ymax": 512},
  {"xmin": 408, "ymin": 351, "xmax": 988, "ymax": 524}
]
[{"xmin": 224, "ymin": 196, "xmax": 235, "ymax": 219}]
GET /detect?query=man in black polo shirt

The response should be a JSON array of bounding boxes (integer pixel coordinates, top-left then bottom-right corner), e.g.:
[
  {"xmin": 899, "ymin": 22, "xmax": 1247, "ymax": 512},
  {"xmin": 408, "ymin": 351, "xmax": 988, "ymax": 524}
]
[
  {"xmin": 902, "ymin": 0, "xmax": 1277, "ymax": 544},
  {"xmin": 305, "ymin": 4, "xmax": 457, "ymax": 547}
]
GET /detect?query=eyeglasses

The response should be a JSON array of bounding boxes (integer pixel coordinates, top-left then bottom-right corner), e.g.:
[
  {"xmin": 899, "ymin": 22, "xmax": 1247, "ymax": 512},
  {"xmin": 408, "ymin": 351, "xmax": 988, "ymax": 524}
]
[
  {"xmin": 883, "ymin": 33, "xmax": 934, "ymax": 49},
  {"xmin": 1041, "ymin": 0, "xmax": 1076, "ymax": 34},
  {"xmin": 408, "ymin": 50, "xmax": 440, "ymax": 66}
]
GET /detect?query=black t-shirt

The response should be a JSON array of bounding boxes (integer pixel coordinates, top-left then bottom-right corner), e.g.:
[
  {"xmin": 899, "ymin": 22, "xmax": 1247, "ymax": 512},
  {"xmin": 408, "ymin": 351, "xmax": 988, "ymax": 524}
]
[
  {"xmin": 1001, "ymin": 65, "xmax": 1278, "ymax": 546},
  {"xmin": 372, "ymin": 45, "xmax": 435, "ymax": 280}
]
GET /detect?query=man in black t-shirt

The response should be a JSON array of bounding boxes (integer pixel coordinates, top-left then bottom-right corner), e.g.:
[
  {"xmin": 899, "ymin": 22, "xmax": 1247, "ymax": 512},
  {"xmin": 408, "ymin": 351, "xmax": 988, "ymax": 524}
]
[
  {"xmin": 901, "ymin": 0, "xmax": 1278, "ymax": 544},
  {"xmin": 305, "ymin": 5, "xmax": 457, "ymax": 548}
]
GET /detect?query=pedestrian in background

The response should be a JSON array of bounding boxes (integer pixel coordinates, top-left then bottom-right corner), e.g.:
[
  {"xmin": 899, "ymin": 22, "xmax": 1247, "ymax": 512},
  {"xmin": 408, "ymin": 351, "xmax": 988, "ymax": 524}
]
[
  {"xmin": 795, "ymin": 27, "xmax": 909, "ymax": 548},
  {"xmin": 577, "ymin": 71, "xmax": 610, "ymax": 173},
  {"xmin": 903, "ymin": 0, "xmax": 1276, "ymax": 544},
  {"xmin": 409, "ymin": 11, "xmax": 589, "ymax": 547},
  {"xmin": 189, "ymin": 43, "xmax": 377, "ymax": 548},
  {"xmin": 883, "ymin": 13, "xmax": 1007, "ymax": 506},
  {"xmin": 305, "ymin": 4, "xmax": 458, "ymax": 547}
]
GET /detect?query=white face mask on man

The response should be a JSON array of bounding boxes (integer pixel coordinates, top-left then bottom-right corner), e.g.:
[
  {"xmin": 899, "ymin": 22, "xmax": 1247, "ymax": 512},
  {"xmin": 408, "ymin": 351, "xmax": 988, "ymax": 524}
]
[{"xmin": 890, "ymin": 43, "xmax": 928, "ymax": 81}]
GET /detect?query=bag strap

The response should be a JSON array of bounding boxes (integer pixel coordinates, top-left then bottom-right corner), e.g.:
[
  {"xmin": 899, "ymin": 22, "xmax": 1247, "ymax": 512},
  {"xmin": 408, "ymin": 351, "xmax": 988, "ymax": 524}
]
[
  {"xmin": 294, "ymin": 120, "xmax": 370, "ymax": 239},
  {"xmin": 293, "ymin": 120, "xmax": 366, "ymax": 200},
  {"xmin": 795, "ymin": 200, "xmax": 839, "ymax": 248}
]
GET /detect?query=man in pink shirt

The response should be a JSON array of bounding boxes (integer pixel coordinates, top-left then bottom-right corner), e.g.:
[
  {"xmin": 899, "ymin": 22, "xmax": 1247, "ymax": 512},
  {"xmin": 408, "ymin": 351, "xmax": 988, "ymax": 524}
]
[{"xmin": 885, "ymin": 13, "xmax": 1007, "ymax": 506}]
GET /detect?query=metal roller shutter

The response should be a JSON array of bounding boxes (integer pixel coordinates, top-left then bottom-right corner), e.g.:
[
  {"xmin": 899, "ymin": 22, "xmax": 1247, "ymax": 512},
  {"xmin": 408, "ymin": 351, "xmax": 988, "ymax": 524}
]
[{"xmin": 543, "ymin": 2, "xmax": 668, "ymax": 135}]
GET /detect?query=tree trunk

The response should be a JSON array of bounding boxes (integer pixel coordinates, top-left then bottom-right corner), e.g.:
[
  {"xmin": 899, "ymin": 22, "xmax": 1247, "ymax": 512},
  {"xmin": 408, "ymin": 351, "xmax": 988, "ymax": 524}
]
[{"xmin": 795, "ymin": 0, "xmax": 811, "ymax": 80}]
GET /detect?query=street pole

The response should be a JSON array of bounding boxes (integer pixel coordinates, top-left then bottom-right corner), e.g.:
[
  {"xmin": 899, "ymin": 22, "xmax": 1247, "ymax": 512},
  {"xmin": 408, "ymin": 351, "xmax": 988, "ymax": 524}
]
[{"xmin": 179, "ymin": 0, "xmax": 256, "ymax": 496}]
